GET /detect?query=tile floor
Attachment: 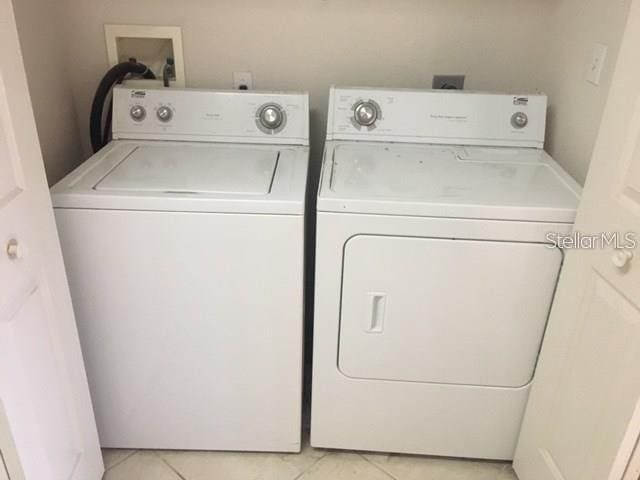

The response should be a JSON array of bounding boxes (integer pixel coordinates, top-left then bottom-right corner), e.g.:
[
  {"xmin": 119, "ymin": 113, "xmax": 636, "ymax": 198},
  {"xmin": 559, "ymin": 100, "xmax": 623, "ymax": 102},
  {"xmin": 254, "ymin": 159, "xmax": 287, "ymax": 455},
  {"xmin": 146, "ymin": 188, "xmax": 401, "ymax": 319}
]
[{"xmin": 102, "ymin": 434, "xmax": 518, "ymax": 480}]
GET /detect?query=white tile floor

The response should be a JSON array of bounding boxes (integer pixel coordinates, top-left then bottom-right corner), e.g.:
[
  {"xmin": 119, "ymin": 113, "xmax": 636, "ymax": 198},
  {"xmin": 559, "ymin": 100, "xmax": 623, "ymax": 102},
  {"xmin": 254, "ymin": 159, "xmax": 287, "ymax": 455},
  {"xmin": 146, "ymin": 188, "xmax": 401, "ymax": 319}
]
[{"xmin": 101, "ymin": 434, "xmax": 518, "ymax": 480}]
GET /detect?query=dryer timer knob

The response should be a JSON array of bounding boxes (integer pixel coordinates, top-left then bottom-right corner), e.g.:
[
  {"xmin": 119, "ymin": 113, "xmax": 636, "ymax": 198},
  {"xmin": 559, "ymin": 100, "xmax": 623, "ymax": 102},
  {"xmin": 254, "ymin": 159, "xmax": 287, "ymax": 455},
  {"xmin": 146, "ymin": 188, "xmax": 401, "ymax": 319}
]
[
  {"xmin": 259, "ymin": 104, "xmax": 285, "ymax": 130},
  {"xmin": 511, "ymin": 112, "xmax": 529, "ymax": 129},
  {"xmin": 354, "ymin": 101, "xmax": 378, "ymax": 127}
]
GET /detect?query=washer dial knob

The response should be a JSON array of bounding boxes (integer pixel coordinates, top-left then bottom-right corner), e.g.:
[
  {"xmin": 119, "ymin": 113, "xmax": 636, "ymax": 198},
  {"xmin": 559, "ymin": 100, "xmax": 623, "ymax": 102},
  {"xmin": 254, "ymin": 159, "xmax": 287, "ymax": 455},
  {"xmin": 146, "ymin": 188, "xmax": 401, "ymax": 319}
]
[
  {"xmin": 354, "ymin": 101, "xmax": 379, "ymax": 127},
  {"xmin": 259, "ymin": 104, "xmax": 285, "ymax": 130},
  {"xmin": 157, "ymin": 106, "xmax": 173, "ymax": 122},
  {"xmin": 130, "ymin": 105, "xmax": 146, "ymax": 121},
  {"xmin": 511, "ymin": 112, "xmax": 529, "ymax": 129}
]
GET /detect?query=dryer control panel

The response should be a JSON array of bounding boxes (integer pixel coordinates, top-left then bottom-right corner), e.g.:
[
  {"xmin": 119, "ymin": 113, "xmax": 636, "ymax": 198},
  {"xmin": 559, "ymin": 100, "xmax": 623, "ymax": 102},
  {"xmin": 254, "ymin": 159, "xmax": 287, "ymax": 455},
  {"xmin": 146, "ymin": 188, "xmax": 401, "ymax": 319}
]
[
  {"xmin": 327, "ymin": 86, "xmax": 547, "ymax": 148},
  {"xmin": 113, "ymin": 86, "xmax": 309, "ymax": 146}
]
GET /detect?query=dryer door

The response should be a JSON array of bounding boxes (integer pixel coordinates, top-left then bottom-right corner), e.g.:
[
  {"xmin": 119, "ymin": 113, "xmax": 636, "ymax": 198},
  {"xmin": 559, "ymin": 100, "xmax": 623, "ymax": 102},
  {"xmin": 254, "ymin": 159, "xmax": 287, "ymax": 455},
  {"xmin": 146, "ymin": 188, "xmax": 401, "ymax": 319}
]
[{"xmin": 338, "ymin": 235, "xmax": 562, "ymax": 388}]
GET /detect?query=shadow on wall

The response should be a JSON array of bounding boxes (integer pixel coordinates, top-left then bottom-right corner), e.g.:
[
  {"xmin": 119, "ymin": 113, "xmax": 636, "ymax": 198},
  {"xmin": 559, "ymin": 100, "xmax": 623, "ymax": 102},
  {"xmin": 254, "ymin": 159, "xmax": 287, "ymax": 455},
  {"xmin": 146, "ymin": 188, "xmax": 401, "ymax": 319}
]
[{"xmin": 304, "ymin": 106, "xmax": 325, "ymax": 367}]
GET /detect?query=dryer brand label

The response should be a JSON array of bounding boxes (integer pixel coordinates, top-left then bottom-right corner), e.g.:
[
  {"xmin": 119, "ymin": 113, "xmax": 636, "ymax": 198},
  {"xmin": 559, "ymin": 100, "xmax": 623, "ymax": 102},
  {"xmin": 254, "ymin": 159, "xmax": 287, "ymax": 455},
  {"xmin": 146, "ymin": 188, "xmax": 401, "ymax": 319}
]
[
  {"xmin": 430, "ymin": 114, "xmax": 468, "ymax": 122},
  {"xmin": 131, "ymin": 90, "xmax": 147, "ymax": 98},
  {"xmin": 513, "ymin": 96, "xmax": 529, "ymax": 106}
]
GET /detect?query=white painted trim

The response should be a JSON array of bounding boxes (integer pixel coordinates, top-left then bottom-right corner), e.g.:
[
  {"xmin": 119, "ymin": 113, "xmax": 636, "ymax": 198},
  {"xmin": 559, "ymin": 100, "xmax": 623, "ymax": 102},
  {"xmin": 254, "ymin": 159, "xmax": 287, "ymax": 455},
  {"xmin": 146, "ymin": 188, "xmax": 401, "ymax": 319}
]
[
  {"xmin": 611, "ymin": 396, "xmax": 640, "ymax": 480},
  {"xmin": 622, "ymin": 437, "xmax": 640, "ymax": 480},
  {"xmin": 0, "ymin": 399, "xmax": 25, "ymax": 480}
]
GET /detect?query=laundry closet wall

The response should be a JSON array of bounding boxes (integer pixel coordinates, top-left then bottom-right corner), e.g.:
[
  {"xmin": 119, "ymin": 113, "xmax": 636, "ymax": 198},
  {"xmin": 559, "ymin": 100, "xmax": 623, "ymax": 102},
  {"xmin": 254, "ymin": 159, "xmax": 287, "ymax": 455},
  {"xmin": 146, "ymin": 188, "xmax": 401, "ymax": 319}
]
[
  {"xmin": 60, "ymin": 0, "xmax": 552, "ymax": 172},
  {"xmin": 528, "ymin": 0, "xmax": 631, "ymax": 184},
  {"xmin": 12, "ymin": 0, "xmax": 632, "ymax": 185},
  {"xmin": 12, "ymin": 0, "xmax": 84, "ymax": 185}
]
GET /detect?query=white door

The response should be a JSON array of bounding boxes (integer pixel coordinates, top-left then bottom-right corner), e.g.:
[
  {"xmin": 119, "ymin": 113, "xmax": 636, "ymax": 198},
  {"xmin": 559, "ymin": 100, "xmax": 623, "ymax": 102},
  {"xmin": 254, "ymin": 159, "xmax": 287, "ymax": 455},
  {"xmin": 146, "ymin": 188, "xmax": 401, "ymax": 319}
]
[
  {"xmin": 0, "ymin": 1, "xmax": 103, "ymax": 479},
  {"xmin": 514, "ymin": 2, "xmax": 640, "ymax": 479}
]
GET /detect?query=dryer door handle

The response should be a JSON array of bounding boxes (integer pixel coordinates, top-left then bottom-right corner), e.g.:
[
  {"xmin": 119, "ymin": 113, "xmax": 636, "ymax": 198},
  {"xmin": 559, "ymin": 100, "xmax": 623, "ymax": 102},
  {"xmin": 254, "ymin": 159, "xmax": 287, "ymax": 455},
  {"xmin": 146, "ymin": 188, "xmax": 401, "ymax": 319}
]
[{"xmin": 365, "ymin": 292, "xmax": 386, "ymax": 333}]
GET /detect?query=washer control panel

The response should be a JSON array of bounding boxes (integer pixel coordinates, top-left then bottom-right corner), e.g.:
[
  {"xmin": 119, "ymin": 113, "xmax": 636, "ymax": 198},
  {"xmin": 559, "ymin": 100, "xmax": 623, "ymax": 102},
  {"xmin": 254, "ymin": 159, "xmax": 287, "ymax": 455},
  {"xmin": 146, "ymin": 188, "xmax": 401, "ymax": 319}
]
[
  {"xmin": 328, "ymin": 87, "xmax": 547, "ymax": 148},
  {"xmin": 113, "ymin": 87, "xmax": 309, "ymax": 145}
]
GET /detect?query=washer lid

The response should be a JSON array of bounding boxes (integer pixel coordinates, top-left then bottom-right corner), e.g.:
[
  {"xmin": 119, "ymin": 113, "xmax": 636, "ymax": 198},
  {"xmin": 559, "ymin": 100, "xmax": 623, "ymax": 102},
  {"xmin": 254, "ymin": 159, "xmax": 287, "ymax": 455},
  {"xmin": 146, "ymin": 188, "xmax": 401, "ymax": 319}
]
[
  {"xmin": 50, "ymin": 141, "xmax": 308, "ymax": 215},
  {"xmin": 95, "ymin": 145, "xmax": 278, "ymax": 195},
  {"xmin": 319, "ymin": 142, "xmax": 581, "ymax": 223}
]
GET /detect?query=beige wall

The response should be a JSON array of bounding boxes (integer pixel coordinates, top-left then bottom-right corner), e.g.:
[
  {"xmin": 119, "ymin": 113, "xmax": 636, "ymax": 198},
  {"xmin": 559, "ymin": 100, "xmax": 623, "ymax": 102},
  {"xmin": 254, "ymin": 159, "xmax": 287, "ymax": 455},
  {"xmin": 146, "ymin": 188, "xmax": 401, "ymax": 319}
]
[
  {"xmin": 61, "ymin": 0, "xmax": 555, "ymax": 172},
  {"xmin": 532, "ymin": 0, "xmax": 631, "ymax": 184},
  {"xmin": 12, "ymin": 0, "xmax": 84, "ymax": 185},
  {"xmin": 14, "ymin": 0, "xmax": 633, "ymax": 186}
]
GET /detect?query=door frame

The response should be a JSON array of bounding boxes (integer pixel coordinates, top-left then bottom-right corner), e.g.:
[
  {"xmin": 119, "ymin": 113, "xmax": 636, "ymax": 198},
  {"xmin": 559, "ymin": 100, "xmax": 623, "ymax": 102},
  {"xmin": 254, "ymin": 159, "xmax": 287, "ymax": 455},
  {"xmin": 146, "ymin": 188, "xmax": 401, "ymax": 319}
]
[
  {"xmin": 623, "ymin": 439, "xmax": 640, "ymax": 480},
  {"xmin": 0, "ymin": 399, "xmax": 24, "ymax": 480},
  {"xmin": 618, "ymin": 398, "xmax": 640, "ymax": 480}
]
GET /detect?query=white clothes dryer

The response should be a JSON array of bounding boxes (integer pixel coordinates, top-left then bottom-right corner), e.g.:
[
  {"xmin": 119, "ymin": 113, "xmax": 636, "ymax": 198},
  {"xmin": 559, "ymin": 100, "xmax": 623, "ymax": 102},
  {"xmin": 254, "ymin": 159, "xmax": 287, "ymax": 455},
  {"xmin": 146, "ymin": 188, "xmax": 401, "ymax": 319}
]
[{"xmin": 310, "ymin": 87, "xmax": 581, "ymax": 460}]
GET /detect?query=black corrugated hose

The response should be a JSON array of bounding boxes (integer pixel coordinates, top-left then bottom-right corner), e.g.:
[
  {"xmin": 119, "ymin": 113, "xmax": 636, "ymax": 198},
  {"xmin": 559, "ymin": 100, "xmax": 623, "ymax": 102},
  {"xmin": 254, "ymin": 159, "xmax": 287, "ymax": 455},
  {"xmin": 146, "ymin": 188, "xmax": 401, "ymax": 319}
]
[{"xmin": 89, "ymin": 60, "xmax": 155, "ymax": 153}]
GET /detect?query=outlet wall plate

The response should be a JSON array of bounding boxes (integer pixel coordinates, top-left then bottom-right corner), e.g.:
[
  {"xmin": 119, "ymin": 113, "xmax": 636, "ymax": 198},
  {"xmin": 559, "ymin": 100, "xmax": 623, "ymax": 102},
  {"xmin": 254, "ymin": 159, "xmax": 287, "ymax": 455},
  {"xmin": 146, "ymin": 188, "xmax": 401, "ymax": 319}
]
[
  {"xmin": 585, "ymin": 43, "xmax": 608, "ymax": 86},
  {"xmin": 105, "ymin": 25, "xmax": 186, "ymax": 87},
  {"xmin": 432, "ymin": 75, "xmax": 466, "ymax": 90},
  {"xmin": 233, "ymin": 71, "xmax": 253, "ymax": 90}
]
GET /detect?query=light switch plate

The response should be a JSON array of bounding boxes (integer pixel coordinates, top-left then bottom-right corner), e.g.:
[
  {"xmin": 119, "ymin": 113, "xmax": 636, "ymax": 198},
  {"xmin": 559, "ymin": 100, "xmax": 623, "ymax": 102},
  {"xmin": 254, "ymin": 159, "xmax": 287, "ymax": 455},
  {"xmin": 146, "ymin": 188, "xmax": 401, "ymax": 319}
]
[
  {"xmin": 586, "ymin": 43, "xmax": 608, "ymax": 86},
  {"xmin": 105, "ymin": 25, "xmax": 186, "ymax": 87}
]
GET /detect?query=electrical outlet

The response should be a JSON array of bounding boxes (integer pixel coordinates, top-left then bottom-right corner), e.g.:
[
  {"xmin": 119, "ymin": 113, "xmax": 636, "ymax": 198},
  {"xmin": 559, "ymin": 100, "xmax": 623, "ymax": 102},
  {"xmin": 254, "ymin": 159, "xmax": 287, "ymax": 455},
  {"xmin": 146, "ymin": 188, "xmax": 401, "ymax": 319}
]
[
  {"xmin": 233, "ymin": 72, "xmax": 253, "ymax": 90},
  {"xmin": 586, "ymin": 43, "xmax": 608, "ymax": 86},
  {"xmin": 432, "ymin": 75, "xmax": 465, "ymax": 90}
]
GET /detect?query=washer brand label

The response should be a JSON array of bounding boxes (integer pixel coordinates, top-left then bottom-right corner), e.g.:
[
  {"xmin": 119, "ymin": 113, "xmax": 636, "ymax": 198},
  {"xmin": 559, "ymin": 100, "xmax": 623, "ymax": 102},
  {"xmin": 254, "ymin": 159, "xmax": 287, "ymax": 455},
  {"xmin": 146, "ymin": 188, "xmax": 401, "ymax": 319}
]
[
  {"xmin": 131, "ymin": 90, "xmax": 147, "ymax": 98},
  {"xmin": 513, "ymin": 96, "xmax": 529, "ymax": 106}
]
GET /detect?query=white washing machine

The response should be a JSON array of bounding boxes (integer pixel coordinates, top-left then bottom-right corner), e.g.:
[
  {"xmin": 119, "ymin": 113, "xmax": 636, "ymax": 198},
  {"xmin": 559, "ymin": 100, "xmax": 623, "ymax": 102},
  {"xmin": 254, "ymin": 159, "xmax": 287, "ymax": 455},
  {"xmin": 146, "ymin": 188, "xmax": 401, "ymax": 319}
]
[
  {"xmin": 51, "ymin": 86, "xmax": 309, "ymax": 452},
  {"xmin": 310, "ymin": 87, "xmax": 581, "ymax": 460}
]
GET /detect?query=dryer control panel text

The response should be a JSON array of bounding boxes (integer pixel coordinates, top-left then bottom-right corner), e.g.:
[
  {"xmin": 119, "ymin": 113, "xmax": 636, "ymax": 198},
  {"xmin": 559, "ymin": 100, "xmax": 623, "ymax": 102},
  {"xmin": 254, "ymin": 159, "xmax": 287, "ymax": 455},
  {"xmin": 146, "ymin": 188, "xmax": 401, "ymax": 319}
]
[{"xmin": 327, "ymin": 86, "xmax": 547, "ymax": 148}]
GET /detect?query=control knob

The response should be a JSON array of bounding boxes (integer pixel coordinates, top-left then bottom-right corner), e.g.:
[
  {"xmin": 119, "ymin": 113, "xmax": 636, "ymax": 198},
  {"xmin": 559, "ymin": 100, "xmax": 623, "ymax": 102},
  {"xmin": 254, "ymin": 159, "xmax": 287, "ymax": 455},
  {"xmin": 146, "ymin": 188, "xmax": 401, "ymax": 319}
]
[
  {"xmin": 353, "ymin": 101, "xmax": 379, "ymax": 127},
  {"xmin": 259, "ymin": 104, "xmax": 285, "ymax": 130},
  {"xmin": 129, "ymin": 105, "xmax": 146, "ymax": 122},
  {"xmin": 157, "ymin": 106, "xmax": 173, "ymax": 122},
  {"xmin": 511, "ymin": 112, "xmax": 529, "ymax": 129}
]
